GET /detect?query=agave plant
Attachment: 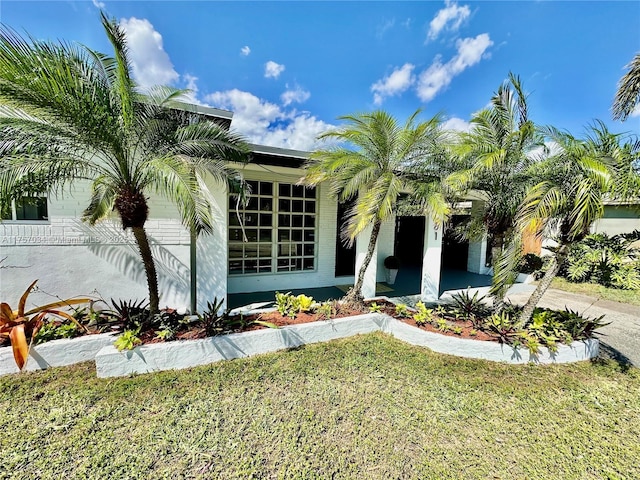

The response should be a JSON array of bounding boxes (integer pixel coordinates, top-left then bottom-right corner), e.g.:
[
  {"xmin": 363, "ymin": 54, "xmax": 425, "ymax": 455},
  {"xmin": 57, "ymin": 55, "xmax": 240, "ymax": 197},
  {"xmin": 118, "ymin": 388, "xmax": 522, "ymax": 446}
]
[{"xmin": 0, "ymin": 280, "xmax": 91, "ymax": 370}]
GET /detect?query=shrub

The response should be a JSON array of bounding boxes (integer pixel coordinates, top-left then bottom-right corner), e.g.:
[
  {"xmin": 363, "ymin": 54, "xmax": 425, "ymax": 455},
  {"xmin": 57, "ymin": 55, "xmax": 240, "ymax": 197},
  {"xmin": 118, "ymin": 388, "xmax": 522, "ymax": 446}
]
[
  {"xmin": 114, "ymin": 329, "xmax": 142, "ymax": 351},
  {"xmin": 413, "ymin": 301, "xmax": 434, "ymax": 326},
  {"xmin": 449, "ymin": 290, "xmax": 490, "ymax": 327},
  {"xmin": 394, "ymin": 303, "xmax": 410, "ymax": 318},
  {"xmin": 562, "ymin": 232, "xmax": 640, "ymax": 289},
  {"xmin": 0, "ymin": 280, "xmax": 91, "ymax": 370}
]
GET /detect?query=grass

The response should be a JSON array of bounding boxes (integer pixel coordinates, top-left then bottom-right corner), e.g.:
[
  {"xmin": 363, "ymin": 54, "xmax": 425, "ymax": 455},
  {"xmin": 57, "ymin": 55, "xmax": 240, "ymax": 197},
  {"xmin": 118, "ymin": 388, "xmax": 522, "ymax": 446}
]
[
  {"xmin": 550, "ymin": 277, "xmax": 640, "ymax": 306},
  {"xmin": 1, "ymin": 333, "xmax": 639, "ymax": 479}
]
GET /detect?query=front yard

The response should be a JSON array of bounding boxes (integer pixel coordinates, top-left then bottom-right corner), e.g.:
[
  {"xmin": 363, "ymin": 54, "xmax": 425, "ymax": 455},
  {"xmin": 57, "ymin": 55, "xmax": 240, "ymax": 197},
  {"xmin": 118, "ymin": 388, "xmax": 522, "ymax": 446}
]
[{"xmin": 1, "ymin": 333, "xmax": 638, "ymax": 479}]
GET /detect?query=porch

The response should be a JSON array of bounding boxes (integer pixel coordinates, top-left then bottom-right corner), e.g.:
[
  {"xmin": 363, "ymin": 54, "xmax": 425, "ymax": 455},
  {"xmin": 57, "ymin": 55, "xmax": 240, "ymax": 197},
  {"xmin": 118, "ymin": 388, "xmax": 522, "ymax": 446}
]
[{"xmin": 227, "ymin": 267, "xmax": 493, "ymax": 309}]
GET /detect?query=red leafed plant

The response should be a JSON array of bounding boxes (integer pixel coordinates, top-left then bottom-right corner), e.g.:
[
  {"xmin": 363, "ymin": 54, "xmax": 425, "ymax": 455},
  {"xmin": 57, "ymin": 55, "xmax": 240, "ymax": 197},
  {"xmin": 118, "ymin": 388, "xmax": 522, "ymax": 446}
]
[{"xmin": 0, "ymin": 280, "xmax": 91, "ymax": 371}]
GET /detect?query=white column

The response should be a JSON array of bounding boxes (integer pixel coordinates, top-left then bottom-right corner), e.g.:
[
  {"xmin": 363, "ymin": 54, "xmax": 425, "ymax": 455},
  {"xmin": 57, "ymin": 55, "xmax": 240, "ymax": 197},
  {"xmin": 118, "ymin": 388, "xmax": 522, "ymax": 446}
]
[
  {"xmin": 421, "ymin": 216, "xmax": 443, "ymax": 302},
  {"xmin": 196, "ymin": 180, "xmax": 228, "ymax": 311},
  {"xmin": 466, "ymin": 200, "xmax": 490, "ymax": 275},
  {"xmin": 355, "ymin": 223, "xmax": 378, "ymax": 299}
]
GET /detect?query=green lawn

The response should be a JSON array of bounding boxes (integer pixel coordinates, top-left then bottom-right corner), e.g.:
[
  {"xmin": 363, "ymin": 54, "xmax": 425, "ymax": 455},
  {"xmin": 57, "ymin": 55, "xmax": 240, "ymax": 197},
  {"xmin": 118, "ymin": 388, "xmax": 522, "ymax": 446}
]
[
  {"xmin": 550, "ymin": 277, "xmax": 640, "ymax": 306},
  {"xmin": 1, "ymin": 333, "xmax": 639, "ymax": 479}
]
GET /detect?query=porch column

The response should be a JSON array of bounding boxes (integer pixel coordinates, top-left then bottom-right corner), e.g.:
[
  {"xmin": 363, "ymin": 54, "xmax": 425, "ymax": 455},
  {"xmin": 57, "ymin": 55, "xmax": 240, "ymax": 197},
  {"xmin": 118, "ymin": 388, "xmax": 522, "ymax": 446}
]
[
  {"xmin": 355, "ymin": 223, "xmax": 378, "ymax": 299},
  {"xmin": 466, "ymin": 200, "xmax": 490, "ymax": 275},
  {"xmin": 421, "ymin": 216, "xmax": 443, "ymax": 302}
]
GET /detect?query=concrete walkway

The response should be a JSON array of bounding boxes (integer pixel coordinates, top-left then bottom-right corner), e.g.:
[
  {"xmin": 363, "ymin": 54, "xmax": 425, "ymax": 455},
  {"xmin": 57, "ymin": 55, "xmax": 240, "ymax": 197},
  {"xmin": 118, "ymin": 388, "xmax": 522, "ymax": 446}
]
[{"xmin": 506, "ymin": 287, "xmax": 640, "ymax": 368}]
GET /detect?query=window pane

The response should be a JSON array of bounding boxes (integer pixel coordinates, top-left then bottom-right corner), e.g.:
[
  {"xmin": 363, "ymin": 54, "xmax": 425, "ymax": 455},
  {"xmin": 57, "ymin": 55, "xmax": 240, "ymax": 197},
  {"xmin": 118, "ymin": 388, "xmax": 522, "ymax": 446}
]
[
  {"xmin": 247, "ymin": 180, "xmax": 259, "ymax": 192},
  {"xmin": 259, "ymin": 229, "xmax": 272, "ymax": 242},
  {"xmin": 304, "ymin": 244, "xmax": 314, "ymax": 256},
  {"xmin": 292, "ymin": 258, "xmax": 303, "ymax": 270},
  {"xmin": 292, "ymin": 185, "xmax": 304, "ymax": 198},
  {"xmin": 246, "ymin": 197, "xmax": 258, "ymax": 211},
  {"xmin": 278, "ymin": 244, "xmax": 290, "ymax": 256},
  {"xmin": 229, "ymin": 260, "xmax": 243, "ymax": 274},
  {"xmin": 244, "ymin": 260, "xmax": 257, "ymax": 273},
  {"xmin": 305, "ymin": 201, "xmax": 315, "ymax": 213},
  {"xmin": 304, "ymin": 215, "xmax": 315, "ymax": 228},
  {"xmin": 259, "ymin": 244, "xmax": 271, "ymax": 256},
  {"xmin": 259, "ymin": 182, "xmax": 273, "ymax": 196},
  {"xmin": 292, "ymin": 230, "xmax": 302, "ymax": 241},
  {"xmin": 278, "ymin": 214, "xmax": 290, "ymax": 227},
  {"xmin": 279, "ymin": 199, "xmax": 290, "ymax": 211},
  {"xmin": 229, "ymin": 245, "xmax": 244, "ymax": 258},
  {"xmin": 292, "ymin": 200, "xmax": 303, "ymax": 213},
  {"xmin": 303, "ymin": 258, "xmax": 314, "ymax": 270},
  {"xmin": 245, "ymin": 214, "xmax": 258, "ymax": 226},
  {"xmin": 304, "ymin": 230, "xmax": 315, "ymax": 242},
  {"xmin": 16, "ymin": 197, "xmax": 47, "ymax": 221},
  {"xmin": 229, "ymin": 213, "xmax": 241, "ymax": 226},
  {"xmin": 259, "ymin": 198, "xmax": 272, "ymax": 211},
  {"xmin": 292, "ymin": 215, "xmax": 303, "ymax": 227},
  {"xmin": 244, "ymin": 244, "xmax": 258, "ymax": 256},
  {"xmin": 278, "ymin": 229, "xmax": 290, "ymax": 241},
  {"xmin": 279, "ymin": 184, "xmax": 291, "ymax": 197},
  {"xmin": 245, "ymin": 229, "xmax": 258, "ymax": 242},
  {"xmin": 259, "ymin": 213, "xmax": 272, "ymax": 226},
  {"xmin": 229, "ymin": 228, "xmax": 243, "ymax": 241}
]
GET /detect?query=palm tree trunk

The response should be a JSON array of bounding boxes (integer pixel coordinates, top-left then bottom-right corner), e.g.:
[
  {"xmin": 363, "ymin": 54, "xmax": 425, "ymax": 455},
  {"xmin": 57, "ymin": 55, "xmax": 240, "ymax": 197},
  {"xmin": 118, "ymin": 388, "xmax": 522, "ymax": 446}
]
[
  {"xmin": 490, "ymin": 233, "xmax": 506, "ymax": 311},
  {"xmin": 518, "ymin": 243, "xmax": 570, "ymax": 324},
  {"xmin": 132, "ymin": 226, "xmax": 160, "ymax": 314},
  {"xmin": 347, "ymin": 219, "xmax": 382, "ymax": 302}
]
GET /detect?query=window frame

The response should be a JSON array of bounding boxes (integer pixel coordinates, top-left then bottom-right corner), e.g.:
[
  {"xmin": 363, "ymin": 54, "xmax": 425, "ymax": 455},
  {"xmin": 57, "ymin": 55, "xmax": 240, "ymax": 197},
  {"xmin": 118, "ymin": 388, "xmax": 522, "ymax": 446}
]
[
  {"xmin": 228, "ymin": 180, "xmax": 318, "ymax": 276},
  {"xmin": 0, "ymin": 194, "xmax": 50, "ymax": 223}
]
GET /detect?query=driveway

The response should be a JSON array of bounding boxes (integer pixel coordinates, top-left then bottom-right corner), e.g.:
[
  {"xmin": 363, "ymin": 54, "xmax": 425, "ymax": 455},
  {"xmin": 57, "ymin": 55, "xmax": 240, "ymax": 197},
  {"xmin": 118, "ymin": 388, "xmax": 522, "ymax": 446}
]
[{"xmin": 506, "ymin": 287, "xmax": 640, "ymax": 367}]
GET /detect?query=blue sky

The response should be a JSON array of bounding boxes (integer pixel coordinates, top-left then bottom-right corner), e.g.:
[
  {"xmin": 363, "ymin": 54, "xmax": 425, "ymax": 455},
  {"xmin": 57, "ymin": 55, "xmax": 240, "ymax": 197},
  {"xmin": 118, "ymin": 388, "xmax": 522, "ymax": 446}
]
[{"xmin": 1, "ymin": 1, "xmax": 639, "ymax": 150}]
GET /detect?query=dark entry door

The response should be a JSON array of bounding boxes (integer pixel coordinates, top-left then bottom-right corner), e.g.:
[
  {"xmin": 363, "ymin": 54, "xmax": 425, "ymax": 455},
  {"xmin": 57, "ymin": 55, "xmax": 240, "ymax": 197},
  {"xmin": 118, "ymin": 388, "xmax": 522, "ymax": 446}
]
[
  {"xmin": 441, "ymin": 215, "xmax": 469, "ymax": 270},
  {"xmin": 394, "ymin": 216, "xmax": 425, "ymax": 267},
  {"xmin": 334, "ymin": 201, "xmax": 356, "ymax": 276}
]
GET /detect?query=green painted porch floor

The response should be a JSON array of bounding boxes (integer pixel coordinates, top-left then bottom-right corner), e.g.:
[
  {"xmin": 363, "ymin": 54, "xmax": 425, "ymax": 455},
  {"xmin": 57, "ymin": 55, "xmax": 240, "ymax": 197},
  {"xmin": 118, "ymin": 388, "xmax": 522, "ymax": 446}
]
[{"xmin": 227, "ymin": 267, "xmax": 493, "ymax": 309}]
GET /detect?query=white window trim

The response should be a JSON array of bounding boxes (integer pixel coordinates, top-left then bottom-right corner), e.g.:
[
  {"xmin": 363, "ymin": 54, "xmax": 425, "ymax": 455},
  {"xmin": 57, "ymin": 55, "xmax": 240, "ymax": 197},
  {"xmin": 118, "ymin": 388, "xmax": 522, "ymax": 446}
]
[{"xmin": 1, "ymin": 195, "xmax": 50, "ymax": 224}]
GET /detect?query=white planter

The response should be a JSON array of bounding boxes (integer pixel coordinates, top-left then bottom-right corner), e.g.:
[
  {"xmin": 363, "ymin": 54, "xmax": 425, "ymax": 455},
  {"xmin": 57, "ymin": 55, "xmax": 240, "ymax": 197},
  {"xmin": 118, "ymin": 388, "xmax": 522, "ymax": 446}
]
[
  {"xmin": 95, "ymin": 314, "xmax": 387, "ymax": 378},
  {"xmin": 386, "ymin": 319, "xmax": 599, "ymax": 364},
  {"xmin": 386, "ymin": 269, "xmax": 399, "ymax": 285},
  {"xmin": 0, "ymin": 332, "xmax": 116, "ymax": 376},
  {"xmin": 95, "ymin": 312, "xmax": 599, "ymax": 378}
]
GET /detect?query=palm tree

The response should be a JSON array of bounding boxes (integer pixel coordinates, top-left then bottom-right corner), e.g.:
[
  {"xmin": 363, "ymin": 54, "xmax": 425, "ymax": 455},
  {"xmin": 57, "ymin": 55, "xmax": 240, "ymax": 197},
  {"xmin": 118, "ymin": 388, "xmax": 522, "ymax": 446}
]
[
  {"xmin": 303, "ymin": 110, "xmax": 450, "ymax": 302},
  {"xmin": 613, "ymin": 52, "xmax": 640, "ymax": 121},
  {"xmin": 0, "ymin": 14, "xmax": 249, "ymax": 314},
  {"xmin": 505, "ymin": 122, "xmax": 640, "ymax": 324},
  {"xmin": 446, "ymin": 73, "xmax": 544, "ymax": 303}
]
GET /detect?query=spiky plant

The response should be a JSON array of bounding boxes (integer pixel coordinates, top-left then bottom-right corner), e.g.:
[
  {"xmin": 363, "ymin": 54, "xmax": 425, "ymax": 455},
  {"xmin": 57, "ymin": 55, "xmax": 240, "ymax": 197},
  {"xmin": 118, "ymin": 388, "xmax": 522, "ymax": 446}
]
[{"xmin": 613, "ymin": 52, "xmax": 640, "ymax": 121}]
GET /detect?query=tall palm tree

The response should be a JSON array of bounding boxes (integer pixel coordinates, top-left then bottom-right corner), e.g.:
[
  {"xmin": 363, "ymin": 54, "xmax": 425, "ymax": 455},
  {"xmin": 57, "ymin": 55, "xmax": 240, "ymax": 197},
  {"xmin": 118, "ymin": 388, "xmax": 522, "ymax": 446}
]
[
  {"xmin": 0, "ymin": 14, "xmax": 249, "ymax": 314},
  {"xmin": 303, "ymin": 110, "xmax": 450, "ymax": 302},
  {"xmin": 446, "ymin": 73, "xmax": 544, "ymax": 303},
  {"xmin": 613, "ymin": 52, "xmax": 640, "ymax": 121},
  {"xmin": 502, "ymin": 122, "xmax": 640, "ymax": 324}
]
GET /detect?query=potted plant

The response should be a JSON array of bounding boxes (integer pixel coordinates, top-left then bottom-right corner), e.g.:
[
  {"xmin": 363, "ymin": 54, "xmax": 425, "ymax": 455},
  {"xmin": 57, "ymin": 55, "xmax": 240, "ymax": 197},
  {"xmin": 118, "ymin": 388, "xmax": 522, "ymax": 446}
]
[{"xmin": 384, "ymin": 256, "xmax": 400, "ymax": 285}]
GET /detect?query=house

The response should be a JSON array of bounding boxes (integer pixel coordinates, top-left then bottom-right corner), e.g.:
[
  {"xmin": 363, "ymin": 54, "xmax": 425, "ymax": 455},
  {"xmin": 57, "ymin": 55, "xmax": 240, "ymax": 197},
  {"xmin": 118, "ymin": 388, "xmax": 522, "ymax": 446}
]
[
  {"xmin": 0, "ymin": 103, "xmax": 453, "ymax": 311},
  {"xmin": 5, "ymin": 102, "xmax": 634, "ymax": 311}
]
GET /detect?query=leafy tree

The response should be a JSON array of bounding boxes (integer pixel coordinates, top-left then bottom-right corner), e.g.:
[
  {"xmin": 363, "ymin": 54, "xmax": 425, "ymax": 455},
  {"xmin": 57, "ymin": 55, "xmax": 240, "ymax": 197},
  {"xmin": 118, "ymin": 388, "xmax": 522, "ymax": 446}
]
[
  {"xmin": 303, "ymin": 110, "xmax": 450, "ymax": 302},
  {"xmin": 613, "ymin": 52, "xmax": 640, "ymax": 121},
  {"xmin": 0, "ymin": 14, "xmax": 248, "ymax": 314},
  {"xmin": 497, "ymin": 122, "xmax": 640, "ymax": 324},
  {"xmin": 447, "ymin": 73, "xmax": 544, "ymax": 303}
]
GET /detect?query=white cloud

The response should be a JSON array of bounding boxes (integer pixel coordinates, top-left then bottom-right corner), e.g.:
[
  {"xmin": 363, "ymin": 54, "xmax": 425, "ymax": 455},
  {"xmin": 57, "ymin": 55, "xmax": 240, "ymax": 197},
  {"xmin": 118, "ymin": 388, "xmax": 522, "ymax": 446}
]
[
  {"xmin": 240, "ymin": 46, "xmax": 251, "ymax": 56},
  {"xmin": 205, "ymin": 89, "xmax": 334, "ymax": 150},
  {"xmin": 119, "ymin": 17, "xmax": 179, "ymax": 89},
  {"xmin": 92, "ymin": 0, "xmax": 106, "ymax": 9},
  {"xmin": 630, "ymin": 104, "xmax": 640, "ymax": 118},
  {"xmin": 442, "ymin": 116, "xmax": 471, "ymax": 133},
  {"xmin": 265, "ymin": 61, "xmax": 285, "ymax": 79},
  {"xmin": 428, "ymin": 0, "xmax": 471, "ymax": 41},
  {"xmin": 416, "ymin": 33, "xmax": 493, "ymax": 102},
  {"xmin": 371, "ymin": 63, "xmax": 415, "ymax": 105},
  {"xmin": 281, "ymin": 85, "xmax": 311, "ymax": 106}
]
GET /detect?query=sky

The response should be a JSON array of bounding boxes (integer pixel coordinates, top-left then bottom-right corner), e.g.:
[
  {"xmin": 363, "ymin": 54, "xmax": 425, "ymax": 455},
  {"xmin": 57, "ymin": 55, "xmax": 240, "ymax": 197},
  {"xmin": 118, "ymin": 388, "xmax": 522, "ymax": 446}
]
[{"xmin": 1, "ymin": 1, "xmax": 639, "ymax": 151}]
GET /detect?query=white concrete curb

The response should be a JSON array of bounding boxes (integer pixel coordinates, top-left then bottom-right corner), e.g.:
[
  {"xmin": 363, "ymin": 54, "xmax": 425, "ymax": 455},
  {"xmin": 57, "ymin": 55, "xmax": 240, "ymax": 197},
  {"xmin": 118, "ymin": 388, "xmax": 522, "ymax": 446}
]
[
  {"xmin": 95, "ymin": 314, "xmax": 599, "ymax": 378},
  {"xmin": 0, "ymin": 333, "xmax": 116, "ymax": 376}
]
